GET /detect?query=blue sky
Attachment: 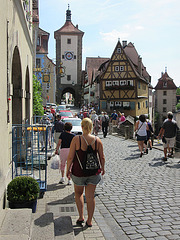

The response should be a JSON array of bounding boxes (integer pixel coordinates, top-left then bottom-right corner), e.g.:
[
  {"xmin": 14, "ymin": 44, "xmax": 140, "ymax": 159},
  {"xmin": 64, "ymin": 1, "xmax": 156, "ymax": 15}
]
[{"xmin": 39, "ymin": 0, "xmax": 180, "ymax": 88}]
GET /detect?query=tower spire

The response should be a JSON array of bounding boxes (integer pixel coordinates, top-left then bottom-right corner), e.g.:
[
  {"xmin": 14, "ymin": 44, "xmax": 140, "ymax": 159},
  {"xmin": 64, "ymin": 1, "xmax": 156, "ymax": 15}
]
[{"xmin": 66, "ymin": 4, "xmax": 71, "ymax": 21}]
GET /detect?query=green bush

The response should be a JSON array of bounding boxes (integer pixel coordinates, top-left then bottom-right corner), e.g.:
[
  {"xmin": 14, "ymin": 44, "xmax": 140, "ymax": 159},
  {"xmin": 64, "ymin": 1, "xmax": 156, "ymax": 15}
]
[
  {"xmin": 7, "ymin": 176, "xmax": 40, "ymax": 203},
  {"xmin": 33, "ymin": 75, "xmax": 44, "ymax": 116}
]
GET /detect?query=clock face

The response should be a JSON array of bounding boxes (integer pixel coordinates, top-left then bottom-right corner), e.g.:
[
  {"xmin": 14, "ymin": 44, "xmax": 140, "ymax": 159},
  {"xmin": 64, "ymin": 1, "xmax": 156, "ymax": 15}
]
[{"xmin": 65, "ymin": 52, "xmax": 73, "ymax": 60}]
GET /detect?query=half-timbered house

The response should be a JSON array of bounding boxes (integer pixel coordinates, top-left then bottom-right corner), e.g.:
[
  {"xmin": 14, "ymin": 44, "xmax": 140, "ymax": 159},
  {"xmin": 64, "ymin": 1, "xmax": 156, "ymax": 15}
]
[{"xmin": 96, "ymin": 40, "xmax": 151, "ymax": 118}]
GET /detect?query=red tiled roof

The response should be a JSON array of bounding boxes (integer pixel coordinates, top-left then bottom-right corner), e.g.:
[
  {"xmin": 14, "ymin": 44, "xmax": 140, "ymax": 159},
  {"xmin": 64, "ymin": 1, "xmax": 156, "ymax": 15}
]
[
  {"xmin": 85, "ymin": 57, "xmax": 110, "ymax": 85},
  {"xmin": 154, "ymin": 72, "xmax": 177, "ymax": 90},
  {"xmin": 54, "ymin": 21, "xmax": 84, "ymax": 37},
  {"xmin": 124, "ymin": 42, "xmax": 150, "ymax": 80},
  {"xmin": 38, "ymin": 28, "xmax": 50, "ymax": 36}
]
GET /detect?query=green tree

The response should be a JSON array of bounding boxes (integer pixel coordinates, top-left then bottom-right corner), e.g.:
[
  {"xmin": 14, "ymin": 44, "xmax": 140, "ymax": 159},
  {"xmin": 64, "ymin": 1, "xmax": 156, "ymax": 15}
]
[
  {"xmin": 176, "ymin": 87, "xmax": 180, "ymax": 95},
  {"xmin": 176, "ymin": 101, "xmax": 180, "ymax": 110},
  {"xmin": 33, "ymin": 75, "xmax": 44, "ymax": 116}
]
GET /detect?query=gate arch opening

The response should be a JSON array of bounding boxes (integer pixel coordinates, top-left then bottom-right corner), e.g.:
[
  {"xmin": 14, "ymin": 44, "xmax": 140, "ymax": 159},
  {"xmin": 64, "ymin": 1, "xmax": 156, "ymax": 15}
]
[
  {"xmin": 12, "ymin": 46, "xmax": 22, "ymax": 124},
  {"xmin": 61, "ymin": 87, "xmax": 75, "ymax": 105}
]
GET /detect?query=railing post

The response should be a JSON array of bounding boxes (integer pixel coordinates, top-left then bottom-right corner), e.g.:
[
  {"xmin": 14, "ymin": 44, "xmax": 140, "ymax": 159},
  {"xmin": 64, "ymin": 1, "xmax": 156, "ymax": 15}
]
[{"xmin": 125, "ymin": 126, "xmax": 129, "ymax": 139}]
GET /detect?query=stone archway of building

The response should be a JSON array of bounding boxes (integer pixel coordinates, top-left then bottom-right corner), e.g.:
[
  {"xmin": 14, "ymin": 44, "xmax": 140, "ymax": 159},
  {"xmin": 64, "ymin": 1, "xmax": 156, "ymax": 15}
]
[
  {"xmin": 12, "ymin": 46, "xmax": 22, "ymax": 125},
  {"xmin": 61, "ymin": 87, "xmax": 76, "ymax": 104},
  {"xmin": 25, "ymin": 67, "xmax": 30, "ymax": 124}
]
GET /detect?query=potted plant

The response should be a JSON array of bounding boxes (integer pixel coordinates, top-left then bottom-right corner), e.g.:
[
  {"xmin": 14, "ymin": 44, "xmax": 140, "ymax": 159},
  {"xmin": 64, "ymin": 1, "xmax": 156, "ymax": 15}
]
[{"xmin": 7, "ymin": 176, "xmax": 40, "ymax": 213}]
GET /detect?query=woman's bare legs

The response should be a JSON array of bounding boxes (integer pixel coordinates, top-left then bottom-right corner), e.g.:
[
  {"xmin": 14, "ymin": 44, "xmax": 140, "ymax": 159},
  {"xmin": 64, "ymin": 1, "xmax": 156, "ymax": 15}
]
[
  {"xmin": 85, "ymin": 184, "xmax": 96, "ymax": 226},
  {"xmin": 61, "ymin": 170, "xmax": 64, "ymax": 178},
  {"xmin": 74, "ymin": 185, "xmax": 84, "ymax": 221},
  {"xmin": 138, "ymin": 141, "xmax": 144, "ymax": 156}
]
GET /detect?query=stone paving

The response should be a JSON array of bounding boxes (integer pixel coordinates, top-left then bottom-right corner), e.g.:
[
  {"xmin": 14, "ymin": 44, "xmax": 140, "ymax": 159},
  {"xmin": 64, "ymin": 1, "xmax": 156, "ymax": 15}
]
[
  {"xmin": 36, "ymin": 131, "xmax": 180, "ymax": 239},
  {"xmin": 95, "ymin": 134, "xmax": 180, "ymax": 240}
]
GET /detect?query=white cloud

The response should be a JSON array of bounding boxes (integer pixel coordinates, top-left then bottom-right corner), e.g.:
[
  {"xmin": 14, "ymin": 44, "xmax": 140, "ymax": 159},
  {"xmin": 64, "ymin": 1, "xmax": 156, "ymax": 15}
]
[
  {"xmin": 135, "ymin": 26, "xmax": 144, "ymax": 30},
  {"xmin": 100, "ymin": 30, "xmax": 130, "ymax": 44}
]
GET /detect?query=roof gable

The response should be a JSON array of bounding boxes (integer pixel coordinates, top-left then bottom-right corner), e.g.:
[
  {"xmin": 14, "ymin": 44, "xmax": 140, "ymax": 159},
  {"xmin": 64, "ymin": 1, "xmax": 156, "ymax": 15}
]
[
  {"xmin": 100, "ymin": 40, "xmax": 137, "ymax": 80},
  {"xmin": 124, "ymin": 42, "xmax": 150, "ymax": 80},
  {"xmin": 154, "ymin": 72, "xmax": 177, "ymax": 90},
  {"xmin": 85, "ymin": 57, "xmax": 109, "ymax": 85}
]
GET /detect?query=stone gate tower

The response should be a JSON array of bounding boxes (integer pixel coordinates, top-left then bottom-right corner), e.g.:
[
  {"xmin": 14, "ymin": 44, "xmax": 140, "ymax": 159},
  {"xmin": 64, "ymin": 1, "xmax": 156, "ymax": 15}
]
[{"xmin": 54, "ymin": 5, "xmax": 84, "ymax": 105}]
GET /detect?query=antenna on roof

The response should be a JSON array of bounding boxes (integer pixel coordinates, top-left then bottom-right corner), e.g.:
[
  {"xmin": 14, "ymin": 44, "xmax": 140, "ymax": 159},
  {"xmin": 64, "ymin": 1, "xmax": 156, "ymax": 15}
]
[
  {"xmin": 68, "ymin": 4, "xmax": 70, "ymax": 10},
  {"xmin": 165, "ymin": 66, "xmax": 167, "ymax": 73}
]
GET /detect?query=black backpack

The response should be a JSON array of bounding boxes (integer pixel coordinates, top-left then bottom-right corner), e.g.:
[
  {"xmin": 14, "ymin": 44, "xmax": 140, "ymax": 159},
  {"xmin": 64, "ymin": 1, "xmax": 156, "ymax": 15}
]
[{"xmin": 76, "ymin": 136, "xmax": 100, "ymax": 175}]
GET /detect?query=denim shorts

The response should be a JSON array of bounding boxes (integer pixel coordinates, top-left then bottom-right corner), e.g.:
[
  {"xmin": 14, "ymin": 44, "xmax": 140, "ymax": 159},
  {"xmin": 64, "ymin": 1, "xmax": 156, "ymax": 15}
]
[
  {"xmin": 71, "ymin": 174, "xmax": 101, "ymax": 186},
  {"xmin": 137, "ymin": 134, "xmax": 147, "ymax": 141}
]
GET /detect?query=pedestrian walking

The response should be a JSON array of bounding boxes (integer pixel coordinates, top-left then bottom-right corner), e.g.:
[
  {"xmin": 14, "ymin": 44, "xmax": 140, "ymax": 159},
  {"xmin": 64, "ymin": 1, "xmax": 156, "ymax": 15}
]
[
  {"xmin": 90, "ymin": 110, "xmax": 98, "ymax": 134},
  {"xmin": 55, "ymin": 122, "xmax": 75, "ymax": 185},
  {"xmin": 158, "ymin": 111, "xmax": 179, "ymax": 161},
  {"xmin": 146, "ymin": 119, "xmax": 153, "ymax": 150},
  {"xmin": 93, "ymin": 116, "xmax": 101, "ymax": 136},
  {"xmin": 135, "ymin": 114, "xmax": 149, "ymax": 157},
  {"xmin": 54, "ymin": 114, "xmax": 64, "ymax": 144},
  {"xmin": 110, "ymin": 110, "xmax": 118, "ymax": 125},
  {"xmin": 66, "ymin": 118, "xmax": 105, "ymax": 227},
  {"xmin": 101, "ymin": 112, "xmax": 109, "ymax": 138}
]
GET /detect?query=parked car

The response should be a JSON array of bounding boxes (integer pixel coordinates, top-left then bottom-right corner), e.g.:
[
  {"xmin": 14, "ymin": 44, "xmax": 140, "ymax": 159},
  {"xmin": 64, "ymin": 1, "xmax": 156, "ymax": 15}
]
[
  {"xmin": 56, "ymin": 105, "xmax": 66, "ymax": 112},
  {"xmin": 58, "ymin": 110, "xmax": 73, "ymax": 120},
  {"xmin": 46, "ymin": 103, "xmax": 57, "ymax": 109},
  {"xmin": 62, "ymin": 118, "xmax": 82, "ymax": 135}
]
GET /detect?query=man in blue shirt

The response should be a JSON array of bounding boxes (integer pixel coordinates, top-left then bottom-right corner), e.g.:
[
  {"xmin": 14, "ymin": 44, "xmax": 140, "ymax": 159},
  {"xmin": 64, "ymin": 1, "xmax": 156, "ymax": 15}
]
[{"xmin": 110, "ymin": 110, "xmax": 118, "ymax": 125}]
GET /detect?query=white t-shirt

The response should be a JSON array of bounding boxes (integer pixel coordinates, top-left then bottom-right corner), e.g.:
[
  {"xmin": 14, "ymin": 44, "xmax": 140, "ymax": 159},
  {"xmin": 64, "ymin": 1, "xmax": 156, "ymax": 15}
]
[{"xmin": 137, "ymin": 120, "xmax": 147, "ymax": 136}]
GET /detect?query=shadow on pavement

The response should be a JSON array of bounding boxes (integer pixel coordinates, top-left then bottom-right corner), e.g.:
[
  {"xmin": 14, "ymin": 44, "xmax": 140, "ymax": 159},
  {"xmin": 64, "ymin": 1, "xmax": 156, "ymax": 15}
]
[
  {"xmin": 166, "ymin": 163, "xmax": 180, "ymax": 169},
  {"xmin": 124, "ymin": 153, "xmax": 140, "ymax": 160},
  {"xmin": 47, "ymin": 193, "xmax": 75, "ymax": 205},
  {"xmin": 47, "ymin": 183, "xmax": 66, "ymax": 192},
  {"xmin": 34, "ymin": 213, "xmax": 53, "ymax": 227},
  {"xmin": 127, "ymin": 145, "xmax": 137, "ymax": 148}
]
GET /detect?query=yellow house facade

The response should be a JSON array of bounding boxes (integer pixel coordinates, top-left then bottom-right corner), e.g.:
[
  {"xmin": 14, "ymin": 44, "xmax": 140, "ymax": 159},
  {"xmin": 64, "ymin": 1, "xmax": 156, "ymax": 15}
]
[{"xmin": 98, "ymin": 40, "xmax": 151, "ymax": 118}]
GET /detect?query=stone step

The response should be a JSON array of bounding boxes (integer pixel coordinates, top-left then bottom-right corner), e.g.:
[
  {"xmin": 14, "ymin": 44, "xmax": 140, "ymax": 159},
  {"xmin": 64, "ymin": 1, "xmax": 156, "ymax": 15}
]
[
  {"xmin": 0, "ymin": 209, "xmax": 32, "ymax": 238},
  {"xmin": 31, "ymin": 212, "xmax": 54, "ymax": 240}
]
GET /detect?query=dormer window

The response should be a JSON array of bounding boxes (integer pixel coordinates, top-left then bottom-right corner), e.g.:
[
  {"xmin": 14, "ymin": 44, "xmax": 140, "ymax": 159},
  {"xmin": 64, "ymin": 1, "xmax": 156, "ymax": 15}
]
[{"xmin": 163, "ymin": 81, "xmax": 167, "ymax": 87}]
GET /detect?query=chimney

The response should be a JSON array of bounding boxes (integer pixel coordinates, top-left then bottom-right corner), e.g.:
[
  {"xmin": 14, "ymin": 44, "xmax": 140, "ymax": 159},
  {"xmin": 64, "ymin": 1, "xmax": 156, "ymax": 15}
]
[
  {"xmin": 76, "ymin": 24, "xmax": 78, "ymax": 29},
  {"xmin": 138, "ymin": 56, "xmax": 142, "ymax": 76},
  {"xmin": 161, "ymin": 72, "xmax": 164, "ymax": 77},
  {"xmin": 122, "ymin": 40, "xmax": 127, "ymax": 48}
]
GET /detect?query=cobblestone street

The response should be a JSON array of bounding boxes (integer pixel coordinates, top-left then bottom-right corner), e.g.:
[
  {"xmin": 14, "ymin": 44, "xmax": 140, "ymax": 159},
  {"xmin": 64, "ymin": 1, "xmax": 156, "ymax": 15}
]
[{"xmin": 95, "ymin": 134, "xmax": 180, "ymax": 239}]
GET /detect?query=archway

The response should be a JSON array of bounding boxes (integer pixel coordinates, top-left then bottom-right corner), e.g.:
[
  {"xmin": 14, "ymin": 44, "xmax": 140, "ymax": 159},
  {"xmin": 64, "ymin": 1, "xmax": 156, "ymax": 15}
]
[
  {"xmin": 25, "ymin": 67, "xmax": 30, "ymax": 123},
  {"xmin": 61, "ymin": 87, "xmax": 75, "ymax": 105},
  {"xmin": 12, "ymin": 47, "xmax": 22, "ymax": 124}
]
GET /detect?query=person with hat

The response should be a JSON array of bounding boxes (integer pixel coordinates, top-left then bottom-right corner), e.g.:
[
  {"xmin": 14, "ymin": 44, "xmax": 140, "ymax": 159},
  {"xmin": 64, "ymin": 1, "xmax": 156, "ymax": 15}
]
[{"xmin": 158, "ymin": 111, "xmax": 179, "ymax": 161}]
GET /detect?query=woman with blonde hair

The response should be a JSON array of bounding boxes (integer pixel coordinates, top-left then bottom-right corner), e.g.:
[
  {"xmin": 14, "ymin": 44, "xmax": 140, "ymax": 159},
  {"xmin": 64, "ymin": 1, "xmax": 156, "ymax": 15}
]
[{"xmin": 66, "ymin": 118, "xmax": 105, "ymax": 227}]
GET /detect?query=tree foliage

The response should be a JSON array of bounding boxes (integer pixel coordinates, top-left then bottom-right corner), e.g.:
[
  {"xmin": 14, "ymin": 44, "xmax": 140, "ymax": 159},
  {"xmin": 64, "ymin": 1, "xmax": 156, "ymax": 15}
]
[
  {"xmin": 176, "ymin": 101, "xmax": 180, "ymax": 110},
  {"xmin": 176, "ymin": 87, "xmax": 180, "ymax": 95},
  {"xmin": 33, "ymin": 75, "xmax": 44, "ymax": 116}
]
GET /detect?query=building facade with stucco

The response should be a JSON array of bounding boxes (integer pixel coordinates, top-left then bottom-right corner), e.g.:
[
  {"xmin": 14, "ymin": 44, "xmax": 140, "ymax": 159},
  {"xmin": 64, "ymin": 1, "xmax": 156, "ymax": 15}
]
[
  {"xmin": 0, "ymin": 0, "xmax": 33, "ymax": 214},
  {"xmin": 154, "ymin": 70, "xmax": 177, "ymax": 127},
  {"xmin": 54, "ymin": 5, "xmax": 84, "ymax": 106}
]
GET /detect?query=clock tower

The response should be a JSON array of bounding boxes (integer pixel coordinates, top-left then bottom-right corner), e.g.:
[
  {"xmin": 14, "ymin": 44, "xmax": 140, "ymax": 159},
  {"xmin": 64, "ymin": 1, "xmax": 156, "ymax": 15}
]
[{"xmin": 54, "ymin": 5, "xmax": 84, "ymax": 105}]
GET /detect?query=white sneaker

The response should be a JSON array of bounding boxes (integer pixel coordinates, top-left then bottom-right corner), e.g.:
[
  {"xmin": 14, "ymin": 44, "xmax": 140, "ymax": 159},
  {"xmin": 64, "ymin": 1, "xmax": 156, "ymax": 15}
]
[
  {"xmin": 67, "ymin": 180, "xmax": 72, "ymax": 185},
  {"xmin": 59, "ymin": 177, "xmax": 65, "ymax": 184}
]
